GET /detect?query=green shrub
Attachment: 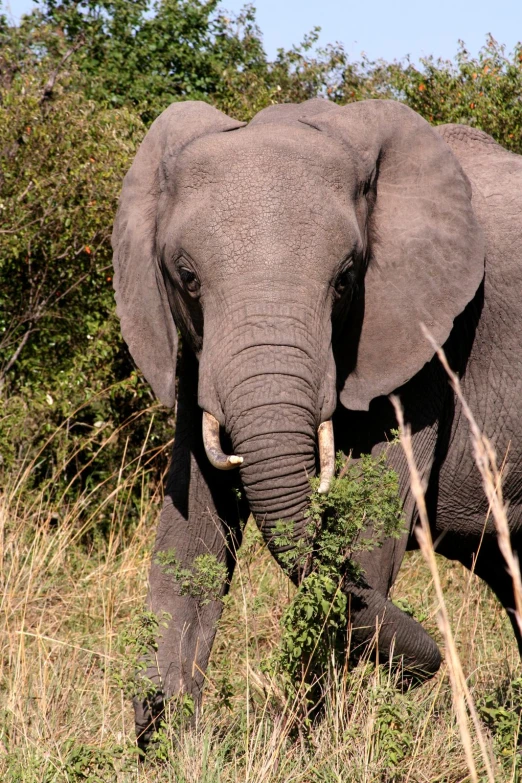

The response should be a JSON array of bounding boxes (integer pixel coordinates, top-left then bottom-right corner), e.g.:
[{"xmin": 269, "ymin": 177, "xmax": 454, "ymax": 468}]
[
  {"xmin": 155, "ymin": 549, "xmax": 228, "ymax": 606},
  {"xmin": 337, "ymin": 36, "xmax": 522, "ymax": 154},
  {"xmin": 275, "ymin": 450, "xmax": 405, "ymax": 687},
  {"xmin": 0, "ymin": 51, "xmax": 143, "ymax": 391},
  {"xmin": 18, "ymin": 1, "xmax": 347, "ymax": 123}
]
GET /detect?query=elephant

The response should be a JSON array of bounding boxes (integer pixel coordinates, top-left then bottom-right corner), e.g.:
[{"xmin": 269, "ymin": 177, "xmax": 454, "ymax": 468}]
[{"xmin": 111, "ymin": 97, "xmax": 522, "ymax": 747}]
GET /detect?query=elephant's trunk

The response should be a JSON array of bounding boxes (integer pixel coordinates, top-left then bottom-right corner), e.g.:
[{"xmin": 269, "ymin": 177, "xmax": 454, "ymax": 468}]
[
  {"xmin": 199, "ymin": 297, "xmax": 336, "ymax": 567},
  {"xmin": 226, "ymin": 376, "xmax": 318, "ymax": 557}
]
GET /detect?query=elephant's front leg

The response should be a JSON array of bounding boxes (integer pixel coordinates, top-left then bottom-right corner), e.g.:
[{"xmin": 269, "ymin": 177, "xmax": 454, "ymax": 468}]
[{"xmin": 134, "ymin": 351, "xmax": 247, "ymax": 749}]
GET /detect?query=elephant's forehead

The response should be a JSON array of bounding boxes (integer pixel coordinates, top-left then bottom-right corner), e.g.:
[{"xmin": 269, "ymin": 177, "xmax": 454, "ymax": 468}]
[
  {"xmin": 169, "ymin": 127, "xmax": 359, "ymax": 271},
  {"xmin": 174, "ymin": 125, "xmax": 355, "ymax": 198}
]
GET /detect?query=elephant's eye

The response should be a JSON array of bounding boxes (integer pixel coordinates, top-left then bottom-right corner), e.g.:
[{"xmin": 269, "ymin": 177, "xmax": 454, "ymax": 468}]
[
  {"xmin": 179, "ymin": 266, "xmax": 200, "ymax": 295},
  {"xmin": 334, "ymin": 261, "xmax": 354, "ymax": 296}
]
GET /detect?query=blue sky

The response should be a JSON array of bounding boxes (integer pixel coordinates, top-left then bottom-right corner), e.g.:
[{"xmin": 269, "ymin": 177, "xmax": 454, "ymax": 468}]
[{"xmin": 4, "ymin": 0, "xmax": 521, "ymax": 63}]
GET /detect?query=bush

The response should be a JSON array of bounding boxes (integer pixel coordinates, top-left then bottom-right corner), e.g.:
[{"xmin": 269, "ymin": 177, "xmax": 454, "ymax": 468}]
[
  {"xmin": 275, "ymin": 451, "xmax": 404, "ymax": 688},
  {"xmin": 18, "ymin": 1, "xmax": 347, "ymax": 123},
  {"xmin": 337, "ymin": 36, "xmax": 522, "ymax": 154},
  {"xmin": 0, "ymin": 38, "xmax": 173, "ymax": 515},
  {"xmin": 0, "ymin": 33, "xmax": 143, "ymax": 388}
]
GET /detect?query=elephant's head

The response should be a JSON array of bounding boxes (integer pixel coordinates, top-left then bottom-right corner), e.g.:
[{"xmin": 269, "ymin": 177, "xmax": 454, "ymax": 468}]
[{"xmin": 112, "ymin": 99, "xmax": 484, "ymax": 569}]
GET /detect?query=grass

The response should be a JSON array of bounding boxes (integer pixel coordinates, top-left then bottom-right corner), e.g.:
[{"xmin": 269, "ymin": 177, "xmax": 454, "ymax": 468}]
[{"xmin": 1, "ymin": 382, "xmax": 522, "ymax": 781}]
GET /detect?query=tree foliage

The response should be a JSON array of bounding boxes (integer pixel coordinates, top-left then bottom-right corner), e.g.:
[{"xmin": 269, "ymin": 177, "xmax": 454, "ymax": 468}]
[
  {"xmin": 18, "ymin": 1, "xmax": 346, "ymax": 123},
  {"xmin": 0, "ymin": 56, "xmax": 142, "ymax": 389},
  {"xmin": 377, "ymin": 36, "xmax": 522, "ymax": 153},
  {"xmin": 27, "ymin": 0, "xmax": 265, "ymax": 122}
]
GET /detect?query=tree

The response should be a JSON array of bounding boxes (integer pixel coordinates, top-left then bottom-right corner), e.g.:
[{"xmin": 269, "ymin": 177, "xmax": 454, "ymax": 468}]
[
  {"xmin": 336, "ymin": 37, "xmax": 522, "ymax": 154},
  {"xmin": 22, "ymin": 0, "xmax": 272, "ymax": 122},
  {"xmin": 16, "ymin": 1, "xmax": 346, "ymax": 122},
  {"xmin": 0, "ymin": 23, "xmax": 163, "ymax": 493}
]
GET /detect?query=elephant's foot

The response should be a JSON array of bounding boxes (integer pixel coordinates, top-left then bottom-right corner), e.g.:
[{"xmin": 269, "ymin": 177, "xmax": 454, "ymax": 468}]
[{"xmin": 134, "ymin": 692, "xmax": 165, "ymax": 754}]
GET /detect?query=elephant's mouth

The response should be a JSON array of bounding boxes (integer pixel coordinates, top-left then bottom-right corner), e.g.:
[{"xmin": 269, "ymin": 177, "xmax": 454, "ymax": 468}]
[{"xmin": 201, "ymin": 410, "xmax": 336, "ymax": 495}]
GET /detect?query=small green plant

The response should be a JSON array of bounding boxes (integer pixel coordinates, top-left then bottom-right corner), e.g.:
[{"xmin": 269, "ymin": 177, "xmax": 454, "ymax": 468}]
[
  {"xmin": 144, "ymin": 694, "xmax": 196, "ymax": 763},
  {"xmin": 155, "ymin": 550, "xmax": 228, "ymax": 606},
  {"xmin": 373, "ymin": 696, "xmax": 414, "ymax": 771},
  {"xmin": 62, "ymin": 740, "xmax": 138, "ymax": 781},
  {"xmin": 392, "ymin": 596, "xmax": 429, "ymax": 624},
  {"xmin": 275, "ymin": 450, "xmax": 405, "ymax": 686},
  {"xmin": 479, "ymin": 677, "xmax": 522, "ymax": 769},
  {"xmin": 114, "ymin": 609, "xmax": 171, "ymax": 700},
  {"xmin": 306, "ymin": 450, "xmax": 406, "ymax": 569}
]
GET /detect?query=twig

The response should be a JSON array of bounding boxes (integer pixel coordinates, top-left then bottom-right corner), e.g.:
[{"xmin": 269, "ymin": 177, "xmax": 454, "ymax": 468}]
[
  {"xmin": 0, "ymin": 264, "xmax": 111, "ymax": 386},
  {"xmin": 16, "ymin": 630, "xmax": 116, "ymax": 660},
  {"xmin": 338, "ymin": 451, "xmax": 352, "ymax": 480},
  {"xmin": 0, "ymin": 327, "xmax": 34, "ymax": 380},
  {"xmin": 40, "ymin": 36, "xmax": 85, "ymax": 104}
]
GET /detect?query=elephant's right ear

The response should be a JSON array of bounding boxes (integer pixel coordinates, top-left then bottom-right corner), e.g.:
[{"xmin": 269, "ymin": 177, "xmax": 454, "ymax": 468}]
[{"xmin": 112, "ymin": 101, "xmax": 245, "ymax": 407}]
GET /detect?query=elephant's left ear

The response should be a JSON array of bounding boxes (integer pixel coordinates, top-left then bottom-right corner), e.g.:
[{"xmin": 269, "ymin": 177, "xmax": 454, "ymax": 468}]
[
  {"xmin": 303, "ymin": 100, "xmax": 485, "ymax": 411},
  {"xmin": 112, "ymin": 101, "xmax": 245, "ymax": 407}
]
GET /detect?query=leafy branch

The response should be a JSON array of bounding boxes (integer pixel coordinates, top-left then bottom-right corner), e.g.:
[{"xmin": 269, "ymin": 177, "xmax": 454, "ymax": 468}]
[{"xmin": 273, "ymin": 449, "xmax": 405, "ymax": 686}]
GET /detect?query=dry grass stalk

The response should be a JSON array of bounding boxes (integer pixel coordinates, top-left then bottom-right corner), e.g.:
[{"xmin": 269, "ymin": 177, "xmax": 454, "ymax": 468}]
[{"xmin": 391, "ymin": 395, "xmax": 495, "ymax": 783}]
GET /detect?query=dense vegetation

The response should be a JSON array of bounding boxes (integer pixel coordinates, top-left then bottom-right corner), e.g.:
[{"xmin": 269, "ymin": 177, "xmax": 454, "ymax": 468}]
[{"xmin": 1, "ymin": 1, "xmax": 522, "ymax": 779}]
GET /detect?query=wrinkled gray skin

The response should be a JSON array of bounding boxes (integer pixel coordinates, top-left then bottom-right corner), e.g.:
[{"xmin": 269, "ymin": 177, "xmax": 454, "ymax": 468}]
[{"xmin": 112, "ymin": 99, "xmax": 522, "ymax": 747}]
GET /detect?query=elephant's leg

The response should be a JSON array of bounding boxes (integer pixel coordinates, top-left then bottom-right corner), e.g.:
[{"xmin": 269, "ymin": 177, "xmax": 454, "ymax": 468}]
[
  {"xmin": 434, "ymin": 520, "xmax": 522, "ymax": 659},
  {"xmin": 472, "ymin": 540, "xmax": 522, "ymax": 658},
  {"xmin": 134, "ymin": 349, "xmax": 248, "ymax": 749},
  {"xmin": 345, "ymin": 538, "xmax": 442, "ymax": 679}
]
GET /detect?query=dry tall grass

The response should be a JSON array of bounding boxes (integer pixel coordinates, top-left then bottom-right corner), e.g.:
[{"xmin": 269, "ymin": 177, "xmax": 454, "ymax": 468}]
[{"xmin": 1, "ymin": 371, "xmax": 521, "ymax": 781}]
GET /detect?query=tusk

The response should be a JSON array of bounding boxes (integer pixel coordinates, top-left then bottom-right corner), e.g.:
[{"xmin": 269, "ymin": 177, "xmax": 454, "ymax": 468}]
[
  {"xmin": 317, "ymin": 420, "xmax": 335, "ymax": 494},
  {"xmin": 202, "ymin": 411, "xmax": 243, "ymax": 470}
]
